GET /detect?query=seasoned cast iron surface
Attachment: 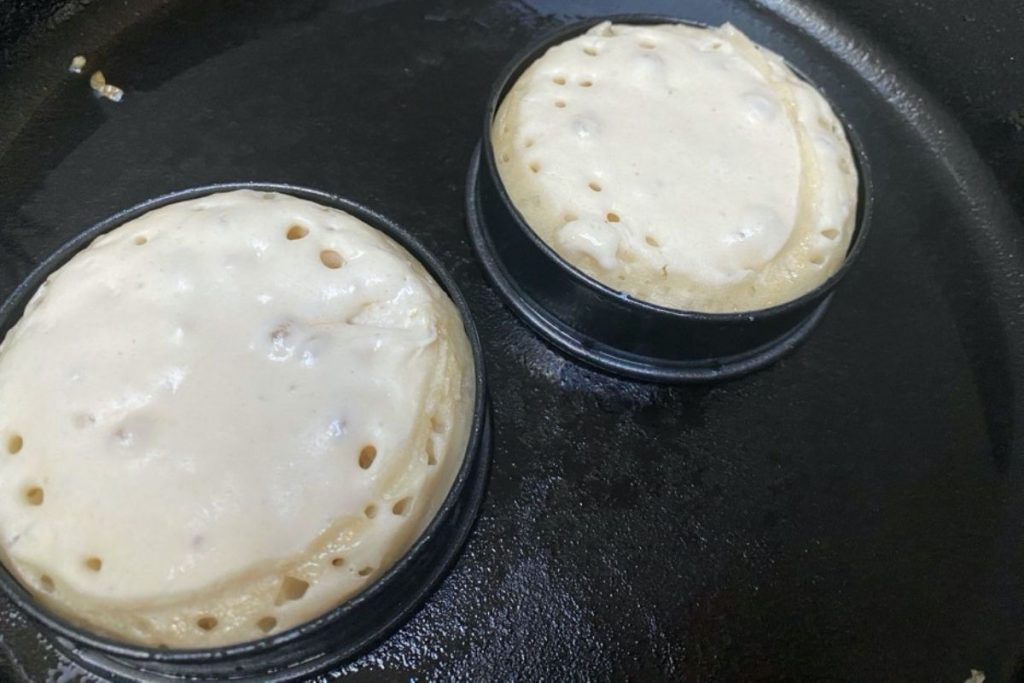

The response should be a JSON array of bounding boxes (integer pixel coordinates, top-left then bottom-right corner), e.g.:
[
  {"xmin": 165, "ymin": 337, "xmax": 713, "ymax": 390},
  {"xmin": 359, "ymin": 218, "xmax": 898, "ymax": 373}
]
[{"xmin": 1, "ymin": 0, "xmax": 1023, "ymax": 680}]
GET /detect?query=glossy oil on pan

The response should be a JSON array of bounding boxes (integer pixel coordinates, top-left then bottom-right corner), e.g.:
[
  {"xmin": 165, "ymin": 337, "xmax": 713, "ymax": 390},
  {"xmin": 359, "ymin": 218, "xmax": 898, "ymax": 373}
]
[{"xmin": 1, "ymin": 0, "xmax": 1023, "ymax": 680}]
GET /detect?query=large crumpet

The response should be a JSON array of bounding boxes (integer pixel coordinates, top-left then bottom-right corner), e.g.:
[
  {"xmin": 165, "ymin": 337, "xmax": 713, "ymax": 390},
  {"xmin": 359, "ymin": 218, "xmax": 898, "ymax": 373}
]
[{"xmin": 0, "ymin": 190, "xmax": 474, "ymax": 647}]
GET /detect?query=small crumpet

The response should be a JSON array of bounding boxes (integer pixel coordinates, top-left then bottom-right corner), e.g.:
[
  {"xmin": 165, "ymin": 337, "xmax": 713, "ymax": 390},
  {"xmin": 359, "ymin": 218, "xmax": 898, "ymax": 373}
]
[{"xmin": 492, "ymin": 21, "xmax": 859, "ymax": 312}]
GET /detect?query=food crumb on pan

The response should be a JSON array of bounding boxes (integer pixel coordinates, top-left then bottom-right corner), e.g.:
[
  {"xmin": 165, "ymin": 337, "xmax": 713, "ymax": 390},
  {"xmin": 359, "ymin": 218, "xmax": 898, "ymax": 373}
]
[
  {"xmin": 964, "ymin": 669, "xmax": 985, "ymax": 683},
  {"xmin": 89, "ymin": 70, "xmax": 123, "ymax": 102},
  {"xmin": 68, "ymin": 55, "xmax": 86, "ymax": 74}
]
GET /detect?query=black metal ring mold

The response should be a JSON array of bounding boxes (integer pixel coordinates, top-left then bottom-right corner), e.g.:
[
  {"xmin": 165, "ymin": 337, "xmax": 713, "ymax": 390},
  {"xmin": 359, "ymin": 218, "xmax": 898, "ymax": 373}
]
[
  {"xmin": 0, "ymin": 182, "xmax": 492, "ymax": 682},
  {"xmin": 466, "ymin": 15, "xmax": 873, "ymax": 382}
]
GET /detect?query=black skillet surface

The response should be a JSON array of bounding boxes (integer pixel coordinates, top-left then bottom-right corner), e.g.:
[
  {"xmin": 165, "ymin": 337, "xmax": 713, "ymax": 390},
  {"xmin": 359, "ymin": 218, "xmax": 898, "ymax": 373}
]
[{"xmin": 1, "ymin": 0, "xmax": 1023, "ymax": 680}]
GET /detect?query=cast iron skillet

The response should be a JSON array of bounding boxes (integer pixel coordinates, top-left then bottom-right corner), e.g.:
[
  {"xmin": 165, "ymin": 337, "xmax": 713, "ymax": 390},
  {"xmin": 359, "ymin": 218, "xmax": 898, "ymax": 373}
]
[{"xmin": 1, "ymin": 0, "xmax": 1023, "ymax": 680}]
